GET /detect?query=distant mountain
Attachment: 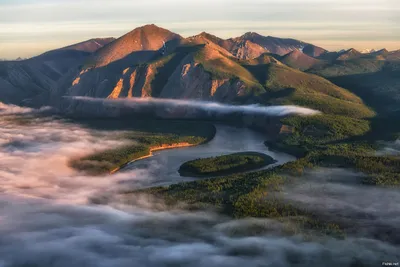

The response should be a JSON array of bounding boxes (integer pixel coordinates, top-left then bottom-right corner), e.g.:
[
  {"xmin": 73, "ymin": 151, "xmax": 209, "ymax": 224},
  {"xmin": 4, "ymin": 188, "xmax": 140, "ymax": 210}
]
[
  {"xmin": 239, "ymin": 49, "xmax": 326, "ymax": 71},
  {"xmin": 277, "ymin": 50, "xmax": 326, "ymax": 71},
  {"xmin": 184, "ymin": 32, "xmax": 328, "ymax": 60},
  {"xmin": 336, "ymin": 48, "xmax": 362, "ymax": 61},
  {"xmin": 361, "ymin": 49, "xmax": 376, "ymax": 54},
  {"xmin": 302, "ymin": 44, "xmax": 328, "ymax": 57},
  {"xmin": 50, "ymin": 26, "xmax": 372, "ymax": 119},
  {"xmin": 0, "ymin": 36, "xmax": 114, "ymax": 106},
  {"xmin": 0, "ymin": 37, "xmax": 114, "ymax": 105},
  {"xmin": 0, "ymin": 49, "xmax": 90, "ymax": 106},
  {"xmin": 223, "ymin": 32, "xmax": 327, "ymax": 58},
  {"xmin": 310, "ymin": 53, "xmax": 400, "ymax": 113},
  {"xmin": 60, "ymin": 38, "xmax": 115, "ymax": 53},
  {"xmin": 0, "ymin": 24, "xmax": 398, "ymax": 118},
  {"xmin": 387, "ymin": 50, "xmax": 400, "ymax": 61},
  {"xmin": 318, "ymin": 48, "xmax": 362, "ymax": 62}
]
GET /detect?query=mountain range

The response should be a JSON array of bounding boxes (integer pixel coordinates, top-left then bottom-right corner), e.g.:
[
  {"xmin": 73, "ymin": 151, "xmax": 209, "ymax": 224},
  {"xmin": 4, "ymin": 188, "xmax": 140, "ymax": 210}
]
[{"xmin": 0, "ymin": 24, "xmax": 399, "ymax": 115}]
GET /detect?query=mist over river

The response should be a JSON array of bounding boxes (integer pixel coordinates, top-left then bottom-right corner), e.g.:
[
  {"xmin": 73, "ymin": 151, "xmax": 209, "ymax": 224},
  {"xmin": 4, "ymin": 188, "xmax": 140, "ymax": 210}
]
[{"xmin": 0, "ymin": 103, "xmax": 399, "ymax": 267}]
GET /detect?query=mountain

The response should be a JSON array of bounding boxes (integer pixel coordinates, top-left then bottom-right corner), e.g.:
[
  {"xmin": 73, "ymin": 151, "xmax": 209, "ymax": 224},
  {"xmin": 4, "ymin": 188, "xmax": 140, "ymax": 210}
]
[
  {"xmin": 56, "ymin": 33, "xmax": 265, "ymax": 103},
  {"xmin": 387, "ymin": 50, "xmax": 400, "ymax": 61},
  {"xmin": 336, "ymin": 48, "xmax": 362, "ymax": 61},
  {"xmin": 60, "ymin": 38, "xmax": 115, "ymax": 53},
  {"xmin": 185, "ymin": 32, "xmax": 233, "ymax": 57},
  {"xmin": 278, "ymin": 49, "xmax": 326, "ymax": 71},
  {"xmin": 53, "ymin": 25, "xmax": 373, "ymax": 117},
  {"xmin": 361, "ymin": 49, "xmax": 376, "ymax": 54},
  {"xmin": 1, "ymin": 24, "xmax": 398, "ymax": 120},
  {"xmin": 241, "ymin": 53, "xmax": 281, "ymax": 66},
  {"xmin": 310, "ymin": 54, "xmax": 400, "ymax": 114},
  {"xmin": 242, "ymin": 60, "xmax": 374, "ymax": 118},
  {"xmin": 0, "ymin": 38, "xmax": 114, "ymax": 106},
  {"xmin": 45, "ymin": 24, "xmax": 374, "ymax": 121},
  {"xmin": 317, "ymin": 48, "xmax": 363, "ymax": 62},
  {"xmin": 302, "ymin": 44, "xmax": 328, "ymax": 57},
  {"xmin": 188, "ymin": 32, "xmax": 328, "ymax": 60},
  {"xmin": 185, "ymin": 32, "xmax": 267, "ymax": 60},
  {"xmin": 0, "ymin": 49, "xmax": 90, "ymax": 105},
  {"xmin": 89, "ymin": 24, "xmax": 183, "ymax": 68},
  {"xmin": 224, "ymin": 32, "xmax": 327, "ymax": 58},
  {"xmin": 240, "ymin": 49, "xmax": 326, "ymax": 71}
]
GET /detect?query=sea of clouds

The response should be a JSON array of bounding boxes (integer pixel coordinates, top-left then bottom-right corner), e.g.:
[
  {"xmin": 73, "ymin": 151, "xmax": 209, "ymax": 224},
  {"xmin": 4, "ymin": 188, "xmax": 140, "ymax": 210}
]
[{"xmin": 0, "ymin": 102, "xmax": 398, "ymax": 267}]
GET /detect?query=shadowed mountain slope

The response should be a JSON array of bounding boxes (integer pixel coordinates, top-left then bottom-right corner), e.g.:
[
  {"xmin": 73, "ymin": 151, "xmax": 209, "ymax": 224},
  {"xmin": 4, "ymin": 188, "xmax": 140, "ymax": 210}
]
[{"xmin": 60, "ymin": 38, "xmax": 116, "ymax": 53}]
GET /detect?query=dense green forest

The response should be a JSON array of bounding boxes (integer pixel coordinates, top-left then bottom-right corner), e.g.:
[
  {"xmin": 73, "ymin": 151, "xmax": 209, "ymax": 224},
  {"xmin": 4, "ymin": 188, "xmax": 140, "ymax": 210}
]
[
  {"xmin": 129, "ymin": 110, "xmax": 400, "ymax": 240},
  {"xmin": 179, "ymin": 152, "xmax": 276, "ymax": 177}
]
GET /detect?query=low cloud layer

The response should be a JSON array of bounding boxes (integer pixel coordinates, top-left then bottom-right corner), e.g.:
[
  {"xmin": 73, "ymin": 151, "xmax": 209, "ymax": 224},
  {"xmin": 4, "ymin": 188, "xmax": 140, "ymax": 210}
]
[
  {"xmin": 63, "ymin": 97, "xmax": 320, "ymax": 119},
  {"xmin": 281, "ymin": 168, "xmax": 400, "ymax": 246},
  {"xmin": 0, "ymin": 103, "xmax": 399, "ymax": 266},
  {"xmin": 1, "ymin": 199, "xmax": 398, "ymax": 267}
]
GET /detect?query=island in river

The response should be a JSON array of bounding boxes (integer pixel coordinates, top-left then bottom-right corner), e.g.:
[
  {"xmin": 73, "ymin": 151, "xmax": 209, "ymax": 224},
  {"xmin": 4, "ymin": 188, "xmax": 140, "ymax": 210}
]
[{"xmin": 178, "ymin": 152, "xmax": 277, "ymax": 177}]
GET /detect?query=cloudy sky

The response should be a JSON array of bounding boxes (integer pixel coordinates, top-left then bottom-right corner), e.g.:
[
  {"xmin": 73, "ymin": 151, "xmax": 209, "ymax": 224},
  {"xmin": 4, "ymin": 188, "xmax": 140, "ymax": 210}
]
[{"xmin": 0, "ymin": 0, "xmax": 399, "ymax": 59}]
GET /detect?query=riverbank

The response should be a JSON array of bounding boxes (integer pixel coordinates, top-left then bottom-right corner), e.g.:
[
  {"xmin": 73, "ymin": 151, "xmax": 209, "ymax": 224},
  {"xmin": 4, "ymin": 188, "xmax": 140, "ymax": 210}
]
[
  {"xmin": 69, "ymin": 120, "xmax": 217, "ymax": 175},
  {"xmin": 110, "ymin": 142, "xmax": 197, "ymax": 174}
]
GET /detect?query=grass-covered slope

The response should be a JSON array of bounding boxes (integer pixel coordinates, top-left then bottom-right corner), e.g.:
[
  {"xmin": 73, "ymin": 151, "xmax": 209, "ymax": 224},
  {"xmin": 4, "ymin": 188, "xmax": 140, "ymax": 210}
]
[
  {"xmin": 179, "ymin": 152, "xmax": 276, "ymax": 177},
  {"xmin": 279, "ymin": 50, "xmax": 326, "ymax": 71},
  {"xmin": 309, "ymin": 58, "xmax": 386, "ymax": 77},
  {"xmin": 310, "ymin": 60, "xmax": 400, "ymax": 114},
  {"xmin": 192, "ymin": 44, "xmax": 265, "ymax": 93},
  {"xmin": 244, "ymin": 62, "xmax": 375, "ymax": 118}
]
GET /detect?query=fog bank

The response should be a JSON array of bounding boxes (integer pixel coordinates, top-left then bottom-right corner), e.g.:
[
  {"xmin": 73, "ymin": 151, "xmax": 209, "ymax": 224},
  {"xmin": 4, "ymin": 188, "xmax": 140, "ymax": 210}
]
[
  {"xmin": 62, "ymin": 97, "xmax": 320, "ymax": 119},
  {"xmin": 281, "ymin": 168, "xmax": 400, "ymax": 245},
  {"xmin": 1, "ymin": 103, "xmax": 399, "ymax": 267}
]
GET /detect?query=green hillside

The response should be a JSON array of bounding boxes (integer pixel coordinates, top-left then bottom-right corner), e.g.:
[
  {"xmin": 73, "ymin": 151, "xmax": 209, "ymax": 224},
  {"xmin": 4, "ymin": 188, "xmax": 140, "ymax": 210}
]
[
  {"xmin": 244, "ymin": 63, "xmax": 375, "ymax": 118},
  {"xmin": 193, "ymin": 44, "xmax": 265, "ymax": 93},
  {"xmin": 310, "ymin": 59, "xmax": 400, "ymax": 114}
]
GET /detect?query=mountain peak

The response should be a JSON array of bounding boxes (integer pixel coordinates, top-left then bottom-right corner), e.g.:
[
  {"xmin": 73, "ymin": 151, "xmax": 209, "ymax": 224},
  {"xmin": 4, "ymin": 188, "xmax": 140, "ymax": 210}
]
[
  {"xmin": 125, "ymin": 24, "xmax": 171, "ymax": 36},
  {"xmin": 138, "ymin": 24, "xmax": 162, "ymax": 30},
  {"xmin": 376, "ymin": 48, "xmax": 389, "ymax": 54},
  {"xmin": 91, "ymin": 25, "xmax": 182, "ymax": 67},
  {"xmin": 336, "ymin": 48, "xmax": 362, "ymax": 60},
  {"xmin": 242, "ymin": 32, "xmax": 263, "ymax": 38},
  {"xmin": 347, "ymin": 48, "xmax": 359, "ymax": 53},
  {"xmin": 187, "ymin": 32, "xmax": 224, "ymax": 46},
  {"xmin": 197, "ymin": 31, "xmax": 220, "ymax": 40}
]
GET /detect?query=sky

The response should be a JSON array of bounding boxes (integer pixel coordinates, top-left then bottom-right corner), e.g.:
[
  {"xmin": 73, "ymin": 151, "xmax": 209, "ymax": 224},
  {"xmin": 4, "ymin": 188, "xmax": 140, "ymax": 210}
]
[{"xmin": 0, "ymin": 0, "xmax": 399, "ymax": 59}]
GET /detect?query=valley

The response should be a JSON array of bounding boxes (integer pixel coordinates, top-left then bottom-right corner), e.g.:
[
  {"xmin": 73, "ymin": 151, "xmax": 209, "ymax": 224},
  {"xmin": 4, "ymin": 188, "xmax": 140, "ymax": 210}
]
[{"xmin": 1, "ymin": 23, "xmax": 400, "ymax": 266}]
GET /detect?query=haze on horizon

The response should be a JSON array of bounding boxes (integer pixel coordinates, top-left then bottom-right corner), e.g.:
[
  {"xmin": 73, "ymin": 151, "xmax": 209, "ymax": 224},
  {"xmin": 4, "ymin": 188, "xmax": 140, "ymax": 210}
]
[{"xmin": 0, "ymin": 0, "xmax": 399, "ymax": 59}]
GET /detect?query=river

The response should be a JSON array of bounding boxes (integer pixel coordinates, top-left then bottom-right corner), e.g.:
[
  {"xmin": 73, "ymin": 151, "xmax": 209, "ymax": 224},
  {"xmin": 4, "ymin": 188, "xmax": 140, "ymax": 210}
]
[{"xmin": 121, "ymin": 125, "xmax": 295, "ymax": 187}]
